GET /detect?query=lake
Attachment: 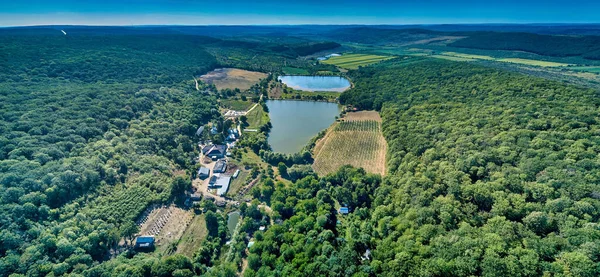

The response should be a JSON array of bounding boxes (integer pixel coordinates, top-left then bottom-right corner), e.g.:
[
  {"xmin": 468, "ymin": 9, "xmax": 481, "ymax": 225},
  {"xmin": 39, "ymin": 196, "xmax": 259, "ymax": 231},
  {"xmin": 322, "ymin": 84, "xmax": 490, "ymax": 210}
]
[
  {"xmin": 278, "ymin": 75, "xmax": 351, "ymax": 92},
  {"xmin": 227, "ymin": 211, "xmax": 240, "ymax": 235},
  {"xmin": 267, "ymin": 100, "xmax": 342, "ymax": 154}
]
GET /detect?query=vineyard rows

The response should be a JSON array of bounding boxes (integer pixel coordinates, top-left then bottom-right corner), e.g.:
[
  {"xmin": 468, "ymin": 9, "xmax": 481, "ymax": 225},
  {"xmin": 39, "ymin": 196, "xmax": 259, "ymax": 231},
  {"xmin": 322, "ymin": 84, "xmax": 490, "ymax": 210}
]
[
  {"xmin": 87, "ymin": 185, "xmax": 154, "ymax": 224},
  {"xmin": 335, "ymin": 120, "xmax": 380, "ymax": 132},
  {"xmin": 313, "ymin": 119, "xmax": 386, "ymax": 176}
]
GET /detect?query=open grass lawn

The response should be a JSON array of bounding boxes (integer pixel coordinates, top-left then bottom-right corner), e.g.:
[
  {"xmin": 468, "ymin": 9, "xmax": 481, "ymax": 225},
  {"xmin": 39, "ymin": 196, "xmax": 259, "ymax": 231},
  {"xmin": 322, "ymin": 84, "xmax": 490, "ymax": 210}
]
[
  {"xmin": 176, "ymin": 214, "xmax": 208, "ymax": 258},
  {"xmin": 220, "ymin": 99, "xmax": 254, "ymax": 111},
  {"xmin": 282, "ymin": 66, "xmax": 309, "ymax": 75},
  {"xmin": 245, "ymin": 105, "xmax": 269, "ymax": 129},
  {"xmin": 313, "ymin": 111, "xmax": 386, "ymax": 176},
  {"xmin": 497, "ymin": 58, "xmax": 570, "ymax": 67},
  {"xmin": 322, "ymin": 54, "xmax": 394, "ymax": 69}
]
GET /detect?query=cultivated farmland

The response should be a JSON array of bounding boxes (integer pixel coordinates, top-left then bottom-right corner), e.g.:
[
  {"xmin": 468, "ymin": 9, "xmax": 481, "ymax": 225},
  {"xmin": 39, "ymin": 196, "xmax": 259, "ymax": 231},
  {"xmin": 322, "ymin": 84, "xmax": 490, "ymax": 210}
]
[
  {"xmin": 313, "ymin": 111, "xmax": 386, "ymax": 175},
  {"xmin": 321, "ymin": 54, "xmax": 394, "ymax": 69}
]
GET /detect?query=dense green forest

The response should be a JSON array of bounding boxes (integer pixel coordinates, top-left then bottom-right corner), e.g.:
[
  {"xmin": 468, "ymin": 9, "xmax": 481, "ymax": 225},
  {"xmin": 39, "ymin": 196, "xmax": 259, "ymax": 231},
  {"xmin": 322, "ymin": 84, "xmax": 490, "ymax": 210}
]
[
  {"xmin": 336, "ymin": 58, "xmax": 600, "ymax": 276},
  {"xmin": 450, "ymin": 32, "xmax": 600, "ymax": 60},
  {"xmin": 0, "ymin": 32, "xmax": 225, "ymax": 276}
]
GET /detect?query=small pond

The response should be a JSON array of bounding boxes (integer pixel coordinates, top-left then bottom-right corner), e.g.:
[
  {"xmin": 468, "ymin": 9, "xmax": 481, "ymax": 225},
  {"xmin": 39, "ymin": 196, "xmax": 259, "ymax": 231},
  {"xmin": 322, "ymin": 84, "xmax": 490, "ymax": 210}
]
[
  {"xmin": 227, "ymin": 211, "xmax": 240, "ymax": 235},
  {"xmin": 278, "ymin": 75, "xmax": 351, "ymax": 92},
  {"xmin": 267, "ymin": 100, "xmax": 342, "ymax": 154}
]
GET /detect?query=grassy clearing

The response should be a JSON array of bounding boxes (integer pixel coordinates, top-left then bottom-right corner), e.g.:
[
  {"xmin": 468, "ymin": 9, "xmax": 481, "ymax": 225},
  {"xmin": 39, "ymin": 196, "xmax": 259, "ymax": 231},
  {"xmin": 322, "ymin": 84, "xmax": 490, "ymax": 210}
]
[
  {"xmin": 220, "ymin": 99, "xmax": 254, "ymax": 111},
  {"xmin": 313, "ymin": 111, "xmax": 386, "ymax": 176},
  {"xmin": 200, "ymin": 68, "xmax": 268, "ymax": 90},
  {"xmin": 569, "ymin": 66, "xmax": 600, "ymax": 73},
  {"xmin": 432, "ymin": 52, "xmax": 572, "ymax": 67},
  {"xmin": 176, "ymin": 214, "xmax": 208, "ymax": 258},
  {"xmin": 229, "ymin": 170, "xmax": 249, "ymax": 195},
  {"xmin": 322, "ymin": 54, "xmax": 394, "ymax": 69},
  {"xmin": 431, "ymin": 55, "xmax": 475, "ymax": 62},
  {"xmin": 442, "ymin": 52, "xmax": 495, "ymax": 60},
  {"xmin": 283, "ymin": 67, "xmax": 309, "ymax": 75},
  {"xmin": 497, "ymin": 58, "xmax": 570, "ymax": 67},
  {"xmin": 245, "ymin": 105, "xmax": 269, "ymax": 129}
]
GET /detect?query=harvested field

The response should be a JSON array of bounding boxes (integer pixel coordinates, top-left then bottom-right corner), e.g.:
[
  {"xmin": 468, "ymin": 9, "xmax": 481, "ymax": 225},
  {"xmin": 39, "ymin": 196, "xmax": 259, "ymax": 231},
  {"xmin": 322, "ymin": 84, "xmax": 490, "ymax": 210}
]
[
  {"xmin": 200, "ymin": 68, "xmax": 267, "ymax": 90},
  {"xmin": 313, "ymin": 111, "xmax": 386, "ymax": 176}
]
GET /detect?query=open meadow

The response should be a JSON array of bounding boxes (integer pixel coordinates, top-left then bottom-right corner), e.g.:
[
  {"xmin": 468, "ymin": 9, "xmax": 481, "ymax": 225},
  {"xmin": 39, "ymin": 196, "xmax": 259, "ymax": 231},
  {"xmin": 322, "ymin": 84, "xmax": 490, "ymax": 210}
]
[
  {"xmin": 321, "ymin": 54, "xmax": 394, "ymax": 69},
  {"xmin": 200, "ymin": 68, "xmax": 267, "ymax": 90},
  {"xmin": 569, "ymin": 66, "xmax": 600, "ymax": 73},
  {"xmin": 176, "ymin": 214, "xmax": 208, "ymax": 258},
  {"xmin": 497, "ymin": 58, "xmax": 571, "ymax": 67},
  {"xmin": 312, "ymin": 111, "xmax": 386, "ymax": 175},
  {"xmin": 245, "ymin": 104, "xmax": 269, "ymax": 129}
]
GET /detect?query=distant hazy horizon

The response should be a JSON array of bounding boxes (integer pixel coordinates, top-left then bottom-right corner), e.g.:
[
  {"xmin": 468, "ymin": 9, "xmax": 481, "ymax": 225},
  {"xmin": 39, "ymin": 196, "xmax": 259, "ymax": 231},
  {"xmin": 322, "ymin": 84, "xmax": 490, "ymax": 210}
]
[{"xmin": 1, "ymin": 0, "xmax": 599, "ymax": 27}]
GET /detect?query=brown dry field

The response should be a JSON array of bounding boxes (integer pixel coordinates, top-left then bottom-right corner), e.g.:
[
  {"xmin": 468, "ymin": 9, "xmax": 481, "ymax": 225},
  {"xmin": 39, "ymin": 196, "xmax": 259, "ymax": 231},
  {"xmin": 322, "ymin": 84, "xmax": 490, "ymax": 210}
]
[
  {"xmin": 344, "ymin": 111, "xmax": 383, "ymax": 122},
  {"xmin": 313, "ymin": 111, "xmax": 386, "ymax": 176},
  {"xmin": 200, "ymin": 68, "xmax": 267, "ymax": 90}
]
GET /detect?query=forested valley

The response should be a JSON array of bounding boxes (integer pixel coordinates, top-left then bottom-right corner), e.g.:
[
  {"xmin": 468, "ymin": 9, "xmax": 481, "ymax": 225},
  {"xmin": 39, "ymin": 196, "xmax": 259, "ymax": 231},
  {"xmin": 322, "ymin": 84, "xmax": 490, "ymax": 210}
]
[{"xmin": 2, "ymin": 26, "xmax": 600, "ymax": 277}]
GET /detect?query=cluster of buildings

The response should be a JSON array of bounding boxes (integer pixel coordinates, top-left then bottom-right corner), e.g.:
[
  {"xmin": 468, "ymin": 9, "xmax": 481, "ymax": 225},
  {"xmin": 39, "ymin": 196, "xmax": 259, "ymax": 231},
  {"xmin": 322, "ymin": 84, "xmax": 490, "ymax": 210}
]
[{"xmin": 198, "ymin": 142, "xmax": 235, "ymax": 197}]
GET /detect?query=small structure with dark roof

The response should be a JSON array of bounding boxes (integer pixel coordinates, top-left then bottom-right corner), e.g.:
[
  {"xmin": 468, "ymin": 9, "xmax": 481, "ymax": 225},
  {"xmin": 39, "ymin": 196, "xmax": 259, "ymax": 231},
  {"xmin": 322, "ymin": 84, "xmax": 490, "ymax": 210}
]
[
  {"xmin": 190, "ymin": 192, "xmax": 202, "ymax": 201},
  {"xmin": 209, "ymin": 175, "xmax": 218, "ymax": 186},
  {"xmin": 135, "ymin": 236, "xmax": 155, "ymax": 249},
  {"xmin": 202, "ymin": 144, "xmax": 227, "ymax": 159},
  {"xmin": 198, "ymin": 167, "xmax": 210, "ymax": 179},
  {"xmin": 214, "ymin": 160, "xmax": 227, "ymax": 173}
]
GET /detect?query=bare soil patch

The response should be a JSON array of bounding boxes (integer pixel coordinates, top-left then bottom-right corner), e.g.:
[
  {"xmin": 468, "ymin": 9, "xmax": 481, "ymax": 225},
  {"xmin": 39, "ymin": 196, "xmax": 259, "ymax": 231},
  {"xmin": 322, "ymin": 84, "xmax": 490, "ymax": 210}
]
[{"xmin": 200, "ymin": 68, "xmax": 267, "ymax": 91}]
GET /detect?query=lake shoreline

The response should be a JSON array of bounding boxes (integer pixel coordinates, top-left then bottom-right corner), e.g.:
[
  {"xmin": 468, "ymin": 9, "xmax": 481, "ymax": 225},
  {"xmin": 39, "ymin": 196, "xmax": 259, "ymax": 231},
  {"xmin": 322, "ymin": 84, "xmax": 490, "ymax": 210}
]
[{"xmin": 265, "ymin": 99, "xmax": 342, "ymax": 154}]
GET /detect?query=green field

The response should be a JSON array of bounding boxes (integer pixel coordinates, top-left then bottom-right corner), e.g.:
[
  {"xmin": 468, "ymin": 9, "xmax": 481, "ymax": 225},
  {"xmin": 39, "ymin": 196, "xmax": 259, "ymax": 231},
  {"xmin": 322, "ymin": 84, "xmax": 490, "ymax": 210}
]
[
  {"xmin": 497, "ymin": 58, "xmax": 571, "ymax": 67},
  {"xmin": 283, "ymin": 66, "xmax": 309, "ymax": 75},
  {"xmin": 228, "ymin": 170, "xmax": 249, "ymax": 196},
  {"xmin": 176, "ymin": 214, "xmax": 208, "ymax": 258},
  {"xmin": 569, "ymin": 66, "xmax": 600, "ymax": 73},
  {"xmin": 322, "ymin": 54, "xmax": 394, "ymax": 69},
  {"xmin": 245, "ymin": 104, "xmax": 269, "ymax": 129}
]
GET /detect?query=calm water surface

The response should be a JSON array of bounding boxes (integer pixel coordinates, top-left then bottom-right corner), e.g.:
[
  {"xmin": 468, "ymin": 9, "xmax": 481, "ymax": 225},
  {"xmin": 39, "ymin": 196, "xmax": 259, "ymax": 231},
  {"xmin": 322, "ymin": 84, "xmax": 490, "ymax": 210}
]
[
  {"xmin": 278, "ymin": 75, "xmax": 351, "ymax": 92},
  {"xmin": 267, "ymin": 100, "xmax": 342, "ymax": 154}
]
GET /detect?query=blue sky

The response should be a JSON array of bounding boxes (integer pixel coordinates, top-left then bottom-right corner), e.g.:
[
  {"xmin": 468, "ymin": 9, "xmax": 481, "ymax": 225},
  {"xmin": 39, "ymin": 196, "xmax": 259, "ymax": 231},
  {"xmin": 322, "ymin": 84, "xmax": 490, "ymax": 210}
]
[{"xmin": 1, "ymin": 0, "xmax": 598, "ymax": 26}]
